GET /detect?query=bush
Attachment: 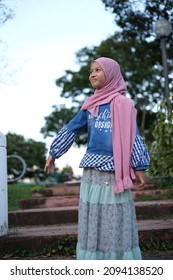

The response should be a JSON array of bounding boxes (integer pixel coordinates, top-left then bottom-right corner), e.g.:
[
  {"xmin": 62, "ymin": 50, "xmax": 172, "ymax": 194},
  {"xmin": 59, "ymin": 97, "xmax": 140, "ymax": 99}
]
[{"xmin": 150, "ymin": 96, "xmax": 173, "ymax": 178}]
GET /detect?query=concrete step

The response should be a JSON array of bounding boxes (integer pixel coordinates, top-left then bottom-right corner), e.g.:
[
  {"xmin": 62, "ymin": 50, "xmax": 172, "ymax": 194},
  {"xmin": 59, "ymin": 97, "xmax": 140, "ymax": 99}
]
[
  {"xmin": 1, "ymin": 218, "xmax": 173, "ymax": 254},
  {"xmin": 133, "ymin": 189, "xmax": 173, "ymax": 199},
  {"xmin": 32, "ymin": 185, "xmax": 80, "ymax": 198},
  {"xmin": 19, "ymin": 195, "xmax": 79, "ymax": 209},
  {"xmin": 9, "ymin": 206, "xmax": 78, "ymax": 226},
  {"xmin": 135, "ymin": 200, "xmax": 173, "ymax": 218},
  {"xmin": 9, "ymin": 200, "xmax": 173, "ymax": 226},
  {"xmin": 31, "ymin": 183, "xmax": 169, "ymax": 198},
  {"xmin": 44, "ymin": 181, "xmax": 170, "ymax": 190},
  {"xmin": 19, "ymin": 187, "xmax": 173, "ymax": 209}
]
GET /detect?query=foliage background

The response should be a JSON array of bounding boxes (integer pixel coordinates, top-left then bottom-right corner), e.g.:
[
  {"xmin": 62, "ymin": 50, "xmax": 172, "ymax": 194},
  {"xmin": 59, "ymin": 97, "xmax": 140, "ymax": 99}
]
[
  {"xmin": 1, "ymin": 0, "xmax": 173, "ymax": 178},
  {"xmin": 40, "ymin": 0, "xmax": 173, "ymax": 177}
]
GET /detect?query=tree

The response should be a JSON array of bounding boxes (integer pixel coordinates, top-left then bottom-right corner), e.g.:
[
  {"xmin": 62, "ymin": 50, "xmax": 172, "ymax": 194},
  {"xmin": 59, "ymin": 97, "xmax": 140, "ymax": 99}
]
[
  {"xmin": 6, "ymin": 132, "xmax": 47, "ymax": 170},
  {"xmin": 41, "ymin": 0, "xmax": 173, "ymax": 146},
  {"xmin": 61, "ymin": 164, "xmax": 74, "ymax": 180},
  {"xmin": 100, "ymin": 0, "xmax": 173, "ymax": 132},
  {"xmin": 101, "ymin": 0, "xmax": 173, "ymax": 177},
  {"xmin": 41, "ymin": 104, "xmax": 79, "ymax": 137},
  {"xmin": 0, "ymin": 0, "xmax": 15, "ymax": 26},
  {"xmin": 101, "ymin": 0, "xmax": 173, "ymax": 44},
  {"xmin": 149, "ymin": 95, "xmax": 173, "ymax": 177}
]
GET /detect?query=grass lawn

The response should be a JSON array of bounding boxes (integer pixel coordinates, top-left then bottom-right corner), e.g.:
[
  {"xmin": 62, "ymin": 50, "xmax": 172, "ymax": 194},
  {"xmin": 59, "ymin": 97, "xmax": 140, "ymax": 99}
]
[{"xmin": 8, "ymin": 183, "xmax": 45, "ymax": 211}]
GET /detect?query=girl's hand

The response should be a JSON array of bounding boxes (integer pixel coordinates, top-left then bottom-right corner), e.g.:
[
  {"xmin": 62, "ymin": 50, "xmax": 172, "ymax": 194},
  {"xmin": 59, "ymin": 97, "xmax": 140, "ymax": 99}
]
[
  {"xmin": 133, "ymin": 170, "xmax": 147, "ymax": 190},
  {"xmin": 44, "ymin": 155, "xmax": 56, "ymax": 173}
]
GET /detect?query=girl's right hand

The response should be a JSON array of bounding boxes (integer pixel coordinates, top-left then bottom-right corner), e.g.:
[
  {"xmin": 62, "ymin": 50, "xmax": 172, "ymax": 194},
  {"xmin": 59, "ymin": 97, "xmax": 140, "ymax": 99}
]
[{"xmin": 44, "ymin": 155, "xmax": 56, "ymax": 173}]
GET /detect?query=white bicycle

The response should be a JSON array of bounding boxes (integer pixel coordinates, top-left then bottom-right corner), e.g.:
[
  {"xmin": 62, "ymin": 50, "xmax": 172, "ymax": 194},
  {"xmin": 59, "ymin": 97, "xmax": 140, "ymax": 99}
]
[{"xmin": 7, "ymin": 154, "xmax": 27, "ymax": 183}]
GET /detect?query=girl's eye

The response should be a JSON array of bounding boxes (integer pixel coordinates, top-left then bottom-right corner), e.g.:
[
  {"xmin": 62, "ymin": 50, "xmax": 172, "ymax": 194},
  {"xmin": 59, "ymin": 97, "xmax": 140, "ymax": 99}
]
[{"xmin": 89, "ymin": 68, "xmax": 101, "ymax": 74}]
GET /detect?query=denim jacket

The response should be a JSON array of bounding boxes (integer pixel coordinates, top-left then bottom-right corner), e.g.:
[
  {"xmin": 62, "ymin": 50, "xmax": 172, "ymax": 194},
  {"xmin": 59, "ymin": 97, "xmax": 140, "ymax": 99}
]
[{"xmin": 50, "ymin": 103, "xmax": 150, "ymax": 170}]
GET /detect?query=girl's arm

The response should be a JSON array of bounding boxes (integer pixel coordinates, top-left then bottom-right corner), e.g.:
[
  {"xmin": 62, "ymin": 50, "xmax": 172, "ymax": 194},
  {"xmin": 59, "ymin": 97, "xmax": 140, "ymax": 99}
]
[
  {"xmin": 130, "ymin": 128, "xmax": 150, "ymax": 171},
  {"xmin": 44, "ymin": 110, "xmax": 87, "ymax": 173},
  {"xmin": 130, "ymin": 127, "xmax": 150, "ymax": 188}
]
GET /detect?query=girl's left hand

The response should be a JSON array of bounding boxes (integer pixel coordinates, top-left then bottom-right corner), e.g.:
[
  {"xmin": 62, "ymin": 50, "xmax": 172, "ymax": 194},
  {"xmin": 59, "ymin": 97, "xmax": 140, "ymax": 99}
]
[{"xmin": 133, "ymin": 170, "xmax": 147, "ymax": 190}]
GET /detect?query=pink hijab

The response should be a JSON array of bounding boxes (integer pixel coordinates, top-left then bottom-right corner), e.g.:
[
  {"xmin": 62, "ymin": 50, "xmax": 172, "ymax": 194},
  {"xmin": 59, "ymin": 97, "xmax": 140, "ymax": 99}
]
[{"xmin": 81, "ymin": 57, "xmax": 136, "ymax": 193}]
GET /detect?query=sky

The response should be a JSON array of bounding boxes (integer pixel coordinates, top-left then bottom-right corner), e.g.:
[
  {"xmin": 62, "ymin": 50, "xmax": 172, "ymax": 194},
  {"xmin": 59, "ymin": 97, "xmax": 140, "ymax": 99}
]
[{"xmin": 0, "ymin": 0, "xmax": 116, "ymax": 176}]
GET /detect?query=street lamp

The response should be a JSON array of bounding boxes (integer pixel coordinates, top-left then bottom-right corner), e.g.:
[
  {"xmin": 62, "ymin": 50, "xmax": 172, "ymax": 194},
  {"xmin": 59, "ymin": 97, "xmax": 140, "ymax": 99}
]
[{"xmin": 154, "ymin": 18, "xmax": 172, "ymax": 105}]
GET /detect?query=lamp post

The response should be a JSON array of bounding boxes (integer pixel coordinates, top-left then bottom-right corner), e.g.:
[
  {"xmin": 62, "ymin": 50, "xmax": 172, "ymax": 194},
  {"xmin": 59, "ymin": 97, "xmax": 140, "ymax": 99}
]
[{"xmin": 154, "ymin": 18, "xmax": 172, "ymax": 106}]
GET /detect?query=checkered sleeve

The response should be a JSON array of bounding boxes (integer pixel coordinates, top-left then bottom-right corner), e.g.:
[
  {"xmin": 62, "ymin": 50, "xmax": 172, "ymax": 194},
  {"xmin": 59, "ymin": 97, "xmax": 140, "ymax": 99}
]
[
  {"xmin": 130, "ymin": 134, "xmax": 150, "ymax": 170},
  {"xmin": 49, "ymin": 126, "xmax": 76, "ymax": 158}
]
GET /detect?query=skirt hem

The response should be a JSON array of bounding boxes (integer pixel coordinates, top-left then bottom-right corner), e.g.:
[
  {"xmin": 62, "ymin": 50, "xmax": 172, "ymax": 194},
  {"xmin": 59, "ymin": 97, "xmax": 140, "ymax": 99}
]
[{"xmin": 76, "ymin": 242, "xmax": 142, "ymax": 260}]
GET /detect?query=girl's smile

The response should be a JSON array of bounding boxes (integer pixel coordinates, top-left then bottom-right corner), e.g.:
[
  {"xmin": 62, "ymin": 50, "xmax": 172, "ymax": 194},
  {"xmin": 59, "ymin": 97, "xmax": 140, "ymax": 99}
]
[{"xmin": 89, "ymin": 61, "xmax": 106, "ymax": 89}]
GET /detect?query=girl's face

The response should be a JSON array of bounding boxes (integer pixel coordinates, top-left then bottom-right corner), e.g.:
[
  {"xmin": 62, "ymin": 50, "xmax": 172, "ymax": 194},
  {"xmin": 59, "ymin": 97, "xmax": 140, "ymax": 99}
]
[{"xmin": 89, "ymin": 62, "xmax": 106, "ymax": 89}]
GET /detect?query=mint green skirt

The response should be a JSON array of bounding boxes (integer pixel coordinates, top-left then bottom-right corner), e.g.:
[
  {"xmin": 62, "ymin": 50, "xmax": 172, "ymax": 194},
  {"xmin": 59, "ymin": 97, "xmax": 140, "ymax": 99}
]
[{"xmin": 76, "ymin": 168, "xmax": 142, "ymax": 260}]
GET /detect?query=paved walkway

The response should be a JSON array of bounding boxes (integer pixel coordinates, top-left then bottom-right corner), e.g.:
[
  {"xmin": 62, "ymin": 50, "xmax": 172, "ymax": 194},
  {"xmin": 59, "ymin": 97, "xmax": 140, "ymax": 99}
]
[
  {"xmin": 2, "ymin": 251, "xmax": 173, "ymax": 260},
  {"xmin": 7, "ymin": 218, "xmax": 173, "ymax": 237},
  {"xmin": 0, "ymin": 218, "xmax": 172, "ymax": 260}
]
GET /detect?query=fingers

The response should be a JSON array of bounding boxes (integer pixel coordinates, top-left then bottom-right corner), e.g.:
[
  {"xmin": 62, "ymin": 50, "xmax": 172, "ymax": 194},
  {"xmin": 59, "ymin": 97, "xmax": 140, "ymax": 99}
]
[
  {"xmin": 133, "ymin": 170, "xmax": 147, "ymax": 191},
  {"xmin": 44, "ymin": 162, "xmax": 55, "ymax": 173},
  {"xmin": 44, "ymin": 163, "xmax": 51, "ymax": 173},
  {"xmin": 44, "ymin": 156, "xmax": 55, "ymax": 173},
  {"xmin": 133, "ymin": 180, "xmax": 145, "ymax": 191},
  {"xmin": 138, "ymin": 178, "xmax": 145, "ymax": 187},
  {"xmin": 138, "ymin": 181, "xmax": 145, "ymax": 190}
]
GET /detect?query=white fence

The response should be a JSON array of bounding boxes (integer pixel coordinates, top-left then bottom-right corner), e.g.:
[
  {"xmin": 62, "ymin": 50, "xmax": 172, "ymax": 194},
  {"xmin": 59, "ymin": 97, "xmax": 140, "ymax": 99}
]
[{"xmin": 0, "ymin": 132, "xmax": 8, "ymax": 236}]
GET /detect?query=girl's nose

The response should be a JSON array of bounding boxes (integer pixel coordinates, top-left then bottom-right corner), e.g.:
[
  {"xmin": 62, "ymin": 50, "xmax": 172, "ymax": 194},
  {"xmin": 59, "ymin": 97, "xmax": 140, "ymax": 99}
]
[{"xmin": 90, "ymin": 71, "xmax": 96, "ymax": 77}]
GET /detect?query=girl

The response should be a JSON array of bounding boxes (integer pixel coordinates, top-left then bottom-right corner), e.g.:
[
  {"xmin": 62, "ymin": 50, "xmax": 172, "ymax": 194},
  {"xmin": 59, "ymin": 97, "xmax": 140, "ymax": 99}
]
[{"xmin": 44, "ymin": 57, "xmax": 150, "ymax": 260}]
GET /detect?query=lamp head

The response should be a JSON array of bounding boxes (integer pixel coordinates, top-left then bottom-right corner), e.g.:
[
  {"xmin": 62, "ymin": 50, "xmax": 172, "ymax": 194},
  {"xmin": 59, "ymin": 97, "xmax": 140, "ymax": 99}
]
[{"xmin": 154, "ymin": 18, "xmax": 172, "ymax": 38}]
